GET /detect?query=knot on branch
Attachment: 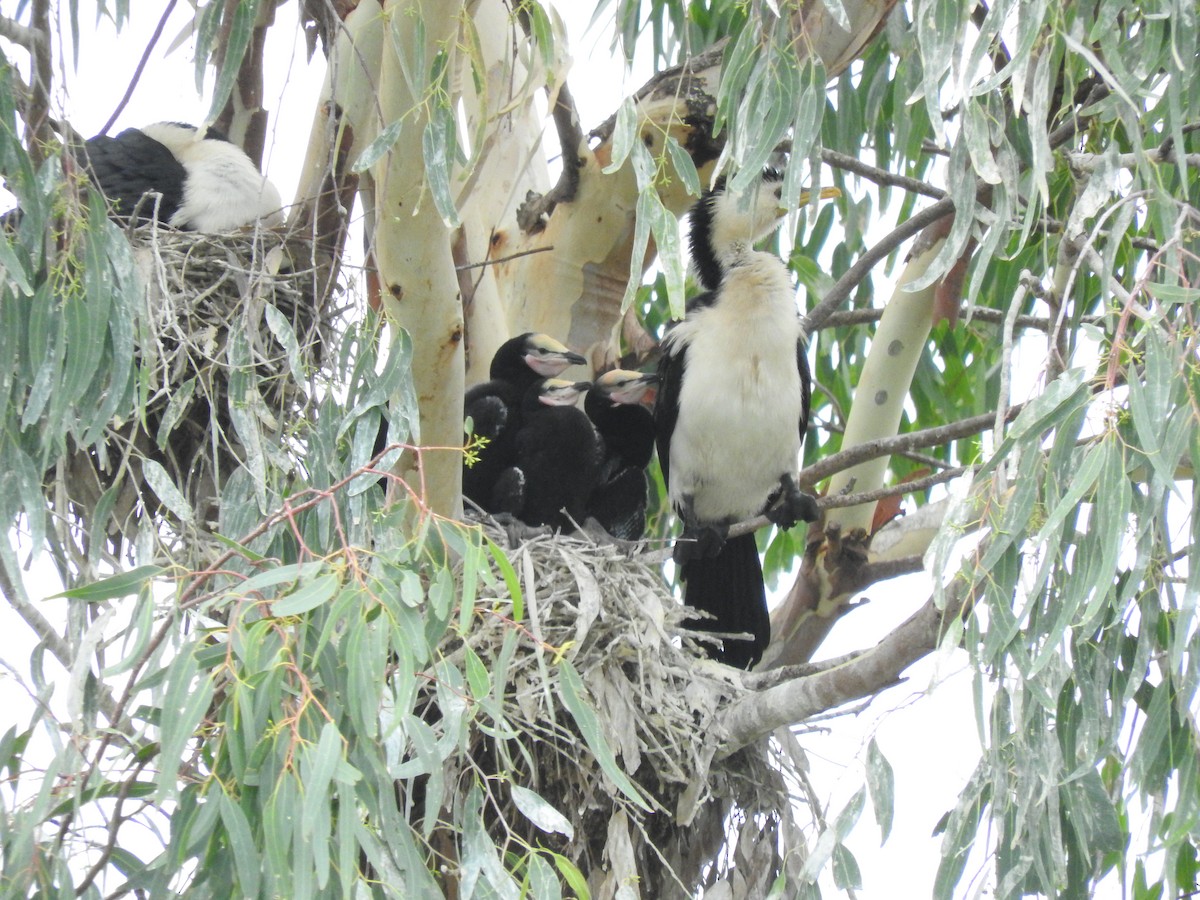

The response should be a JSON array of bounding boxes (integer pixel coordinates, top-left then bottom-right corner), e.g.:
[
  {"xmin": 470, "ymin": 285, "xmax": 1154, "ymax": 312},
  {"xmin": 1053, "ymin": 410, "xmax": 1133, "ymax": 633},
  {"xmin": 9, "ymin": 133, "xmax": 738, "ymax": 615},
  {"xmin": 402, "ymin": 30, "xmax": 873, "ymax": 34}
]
[
  {"xmin": 516, "ymin": 188, "xmax": 554, "ymax": 235},
  {"xmin": 806, "ymin": 521, "xmax": 875, "ymax": 603}
]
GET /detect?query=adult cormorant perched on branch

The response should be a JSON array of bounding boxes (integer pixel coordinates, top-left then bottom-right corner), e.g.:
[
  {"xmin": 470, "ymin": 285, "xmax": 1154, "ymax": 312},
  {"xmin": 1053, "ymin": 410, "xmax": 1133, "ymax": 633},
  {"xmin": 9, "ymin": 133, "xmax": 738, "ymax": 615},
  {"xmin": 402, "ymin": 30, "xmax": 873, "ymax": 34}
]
[
  {"xmin": 462, "ymin": 333, "xmax": 587, "ymax": 514},
  {"xmin": 82, "ymin": 122, "xmax": 282, "ymax": 231},
  {"xmin": 655, "ymin": 170, "xmax": 833, "ymax": 668},
  {"xmin": 585, "ymin": 369, "xmax": 658, "ymax": 540}
]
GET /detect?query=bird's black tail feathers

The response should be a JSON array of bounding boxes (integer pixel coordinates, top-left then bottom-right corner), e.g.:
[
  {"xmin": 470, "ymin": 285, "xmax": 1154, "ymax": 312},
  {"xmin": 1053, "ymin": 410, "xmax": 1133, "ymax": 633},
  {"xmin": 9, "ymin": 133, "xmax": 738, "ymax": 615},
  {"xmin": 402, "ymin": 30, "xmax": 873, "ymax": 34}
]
[{"xmin": 680, "ymin": 532, "xmax": 768, "ymax": 669}]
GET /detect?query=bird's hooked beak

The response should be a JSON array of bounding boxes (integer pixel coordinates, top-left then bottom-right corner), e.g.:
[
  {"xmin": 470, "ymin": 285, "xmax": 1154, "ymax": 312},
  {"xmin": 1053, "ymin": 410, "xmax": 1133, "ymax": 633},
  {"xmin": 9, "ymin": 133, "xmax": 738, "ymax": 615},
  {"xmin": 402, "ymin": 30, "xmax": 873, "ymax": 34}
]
[
  {"xmin": 538, "ymin": 379, "xmax": 592, "ymax": 406},
  {"xmin": 524, "ymin": 335, "xmax": 588, "ymax": 376},
  {"xmin": 596, "ymin": 370, "xmax": 659, "ymax": 406},
  {"xmin": 794, "ymin": 185, "xmax": 842, "ymax": 212}
]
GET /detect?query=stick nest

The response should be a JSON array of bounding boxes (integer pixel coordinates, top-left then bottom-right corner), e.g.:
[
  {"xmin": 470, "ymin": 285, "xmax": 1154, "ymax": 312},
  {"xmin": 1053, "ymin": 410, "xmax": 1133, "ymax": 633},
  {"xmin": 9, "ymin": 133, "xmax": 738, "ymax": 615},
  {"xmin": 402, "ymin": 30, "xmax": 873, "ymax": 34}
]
[
  {"xmin": 414, "ymin": 524, "xmax": 810, "ymax": 899},
  {"xmin": 54, "ymin": 223, "xmax": 336, "ymax": 561}
]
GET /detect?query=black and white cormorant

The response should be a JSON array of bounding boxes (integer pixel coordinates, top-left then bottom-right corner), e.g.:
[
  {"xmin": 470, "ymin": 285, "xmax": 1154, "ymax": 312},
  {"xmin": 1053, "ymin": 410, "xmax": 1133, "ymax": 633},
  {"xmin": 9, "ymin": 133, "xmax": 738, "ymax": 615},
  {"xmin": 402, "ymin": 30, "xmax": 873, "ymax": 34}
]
[
  {"xmin": 82, "ymin": 122, "xmax": 282, "ymax": 231},
  {"xmin": 462, "ymin": 333, "xmax": 587, "ymax": 514},
  {"xmin": 584, "ymin": 369, "xmax": 658, "ymax": 540},
  {"xmin": 655, "ymin": 170, "xmax": 830, "ymax": 668},
  {"xmin": 504, "ymin": 378, "xmax": 602, "ymax": 531}
]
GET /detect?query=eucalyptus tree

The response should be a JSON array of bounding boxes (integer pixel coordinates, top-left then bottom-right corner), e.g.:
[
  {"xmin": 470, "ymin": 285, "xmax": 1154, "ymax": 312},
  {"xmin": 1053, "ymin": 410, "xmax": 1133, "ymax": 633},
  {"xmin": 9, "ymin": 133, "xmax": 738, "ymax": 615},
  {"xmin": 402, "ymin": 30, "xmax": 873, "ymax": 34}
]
[{"xmin": 1, "ymin": 0, "xmax": 1198, "ymax": 897}]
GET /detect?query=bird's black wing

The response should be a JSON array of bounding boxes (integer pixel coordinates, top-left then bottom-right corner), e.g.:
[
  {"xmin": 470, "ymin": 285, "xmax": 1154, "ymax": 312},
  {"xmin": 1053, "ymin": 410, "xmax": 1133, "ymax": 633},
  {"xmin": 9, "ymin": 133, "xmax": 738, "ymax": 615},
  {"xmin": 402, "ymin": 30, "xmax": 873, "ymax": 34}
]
[
  {"xmin": 609, "ymin": 404, "xmax": 656, "ymax": 469},
  {"xmin": 462, "ymin": 380, "xmax": 522, "ymax": 511},
  {"xmin": 83, "ymin": 128, "xmax": 187, "ymax": 223},
  {"xmin": 654, "ymin": 332, "xmax": 686, "ymax": 492},
  {"xmin": 587, "ymin": 467, "xmax": 649, "ymax": 540},
  {"xmin": 684, "ymin": 290, "xmax": 719, "ymax": 314},
  {"xmin": 797, "ymin": 333, "xmax": 812, "ymax": 442},
  {"xmin": 512, "ymin": 406, "xmax": 602, "ymax": 530},
  {"xmin": 656, "ymin": 290, "xmax": 717, "ymax": 489}
]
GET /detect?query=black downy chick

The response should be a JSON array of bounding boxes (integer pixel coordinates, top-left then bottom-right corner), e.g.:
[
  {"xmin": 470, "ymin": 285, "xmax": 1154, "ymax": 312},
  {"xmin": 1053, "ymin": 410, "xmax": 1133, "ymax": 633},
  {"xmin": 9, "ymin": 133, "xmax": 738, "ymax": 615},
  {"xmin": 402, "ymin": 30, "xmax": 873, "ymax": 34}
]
[
  {"xmin": 655, "ymin": 170, "xmax": 833, "ymax": 668},
  {"xmin": 505, "ymin": 378, "xmax": 602, "ymax": 531},
  {"xmin": 584, "ymin": 369, "xmax": 658, "ymax": 540},
  {"xmin": 462, "ymin": 333, "xmax": 587, "ymax": 514}
]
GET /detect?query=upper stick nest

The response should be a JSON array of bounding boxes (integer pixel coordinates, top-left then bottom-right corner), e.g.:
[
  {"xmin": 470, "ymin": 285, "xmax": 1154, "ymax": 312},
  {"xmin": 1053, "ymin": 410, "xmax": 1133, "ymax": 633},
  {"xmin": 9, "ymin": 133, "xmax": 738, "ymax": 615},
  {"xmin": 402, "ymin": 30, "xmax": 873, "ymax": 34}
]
[{"xmin": 52, "ymin": 222, "xmax": 336, "ymax": 563}]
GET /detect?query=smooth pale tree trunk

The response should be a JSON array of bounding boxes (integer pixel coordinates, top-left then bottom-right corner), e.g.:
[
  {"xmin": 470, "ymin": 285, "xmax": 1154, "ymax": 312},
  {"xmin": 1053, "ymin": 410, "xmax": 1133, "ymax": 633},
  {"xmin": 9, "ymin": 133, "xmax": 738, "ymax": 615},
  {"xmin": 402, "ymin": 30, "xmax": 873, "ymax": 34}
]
[
  {"xmin": 372, "ymin": 1, "xmax": 468, "ymax": 519},
  {"xmin": 766, "ymin": 240, "xmax": 944, "ymax": 668},
  {"xmin": 452, "ymin": 0, "xmax": 553, "ymax": 383}
]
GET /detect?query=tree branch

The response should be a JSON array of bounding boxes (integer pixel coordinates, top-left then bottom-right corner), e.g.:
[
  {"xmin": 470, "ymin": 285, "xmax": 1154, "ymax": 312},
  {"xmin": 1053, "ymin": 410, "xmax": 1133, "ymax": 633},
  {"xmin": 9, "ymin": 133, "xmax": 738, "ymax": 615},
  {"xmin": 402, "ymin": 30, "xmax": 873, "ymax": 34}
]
[
  {"xmin": 732, "ymin": 465, "xmax": 973, "ymax": 542},
  {"xmin": 819, "ymin": 147, "xmax": 946, "ymax": 200},
  {"xmin": 719, "ymin": 579, "xmax": 971, "ymax": 756},
  {"xmin": 799, "ymin": 407, "xmax": 1022, "ymax": 489},
  {"xmin": 0, "ymin": 14, "xmax": 40, "ymax": 50},
  {"xmin": 803, "ymin": 196, "xmax": 957, "ymax": 337},
  {"xmin": 515, "ymin": 82, "xmax": 584, "ymax": 233},
  {"xmin": 0, "ymin": 544, "xmax": 128, "ymax": 731},
  {"xmin": 24, "ymin": 0, "xmax": 53, "ymax": 164},
  {"xmin": 805, "ymin": 93, "xmax": 1103, "ymax": 342}
]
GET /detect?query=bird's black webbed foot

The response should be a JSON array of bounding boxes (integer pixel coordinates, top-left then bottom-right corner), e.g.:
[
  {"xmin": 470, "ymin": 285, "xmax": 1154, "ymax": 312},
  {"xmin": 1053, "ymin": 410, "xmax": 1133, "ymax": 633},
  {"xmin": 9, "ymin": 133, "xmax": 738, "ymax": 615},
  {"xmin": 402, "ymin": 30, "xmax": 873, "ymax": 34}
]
[
  {"xmin": 765, "ymin": 474, "xmax": 820, "ymax": 530},
  {"xmin": 486, "ymin": 512, "xmax": 551, "ymax": 547},
  {"xmin": 672, "ymin": 493, "xmax": 729, "ymax": 563},
  {"xmin": 673, "ymin": 522, "xmax": 728, "ymax": 565}
]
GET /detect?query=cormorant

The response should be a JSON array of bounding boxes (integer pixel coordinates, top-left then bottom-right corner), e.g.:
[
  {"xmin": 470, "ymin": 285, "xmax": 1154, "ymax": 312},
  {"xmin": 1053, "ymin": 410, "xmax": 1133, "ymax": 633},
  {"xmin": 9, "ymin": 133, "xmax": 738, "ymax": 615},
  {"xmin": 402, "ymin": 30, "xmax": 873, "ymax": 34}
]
[
  {"xmin": 505, "ymin": 378, "xmax": 602, "ymax": 531},
  {"xmin": 655, "ymin": 170, "xmax": 828, "ymax": 668},
  {"xmin": 82, "ymin": 122, "xmax": 282, "ymax": 231},
  {"xmin": 462, "ymin": 333, "xmax": 587, "ymax": 514},
  {"xmin": 585, "ymin": 369, "xmax": 658, "ymax": 540}
]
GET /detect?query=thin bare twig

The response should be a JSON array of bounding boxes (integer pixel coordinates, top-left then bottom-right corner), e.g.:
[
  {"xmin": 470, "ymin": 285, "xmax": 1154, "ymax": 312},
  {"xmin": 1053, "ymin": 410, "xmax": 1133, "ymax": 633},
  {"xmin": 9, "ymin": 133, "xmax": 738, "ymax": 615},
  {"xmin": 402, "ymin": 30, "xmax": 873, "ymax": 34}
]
[
  {"xmin": 799, "ymin": 407, "xmax": 1022, "ymax": 488},
  {"xmin": 804, "ymin": 196, "xmax": 957, "ymax": 337},
  {"xmin": 821, "ymin": 464, "xmax": 972, "ymax": 509},
  {"xmin": 454, "ymin": 245, "xmax": 554, "ymax": 271},
  {"xmin": 820, "ymin": 147, "xmax": 946, "ymax": 200},
  {"xmin": 99, "ymin": 0, "xmax": 179, "ymax": 137},
  {"xmin": 73, "ymin": 757, "xmax": 153, "ymax": 895},
  {"xmin": 817, "ymin": 305, "xmax": 1105, "ymax": 332}
]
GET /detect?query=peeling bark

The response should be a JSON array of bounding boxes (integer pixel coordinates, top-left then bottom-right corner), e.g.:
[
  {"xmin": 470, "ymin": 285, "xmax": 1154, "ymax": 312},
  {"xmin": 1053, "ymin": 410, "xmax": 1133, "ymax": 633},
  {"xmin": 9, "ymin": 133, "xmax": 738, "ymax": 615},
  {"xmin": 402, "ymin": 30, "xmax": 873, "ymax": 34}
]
[
  {"xmin": 790, "ymin": 0, "xmax": 901, "ymax": 74},
  {"xmin": 213, "ymin": 0, "xmax": 283, "ymax": 166}
]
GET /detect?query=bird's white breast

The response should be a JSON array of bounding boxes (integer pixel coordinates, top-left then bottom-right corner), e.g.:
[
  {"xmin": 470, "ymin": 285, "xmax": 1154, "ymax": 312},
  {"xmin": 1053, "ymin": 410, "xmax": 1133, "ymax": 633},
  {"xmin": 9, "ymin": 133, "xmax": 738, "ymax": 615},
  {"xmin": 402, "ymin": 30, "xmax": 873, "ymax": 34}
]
[{"xmin": 665, "ymin": 254, "xmax": 803, "ymax": 523}]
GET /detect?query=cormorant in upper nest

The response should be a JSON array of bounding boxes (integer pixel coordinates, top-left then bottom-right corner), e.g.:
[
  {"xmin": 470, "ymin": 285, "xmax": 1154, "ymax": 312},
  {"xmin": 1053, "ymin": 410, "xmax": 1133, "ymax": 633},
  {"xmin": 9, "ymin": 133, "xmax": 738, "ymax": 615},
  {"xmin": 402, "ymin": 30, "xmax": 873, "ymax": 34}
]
[
  {"xmin": 585, "ymin": 369, "xmax": 658, "ymax": 540},
  {"xmin": 462, "ymin": 333, "xmax": 587, "ymax": 514},
  {"xmin": 505, "ymin": 378, "xmax": 602, "ymax": 531},
  {"xmin": 655, "ymin": 170, "xmax": 831, "ymax": 668},
  {"xmin": 82, "ymin": 122, "xmax": 282, "ymax": 231}
]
